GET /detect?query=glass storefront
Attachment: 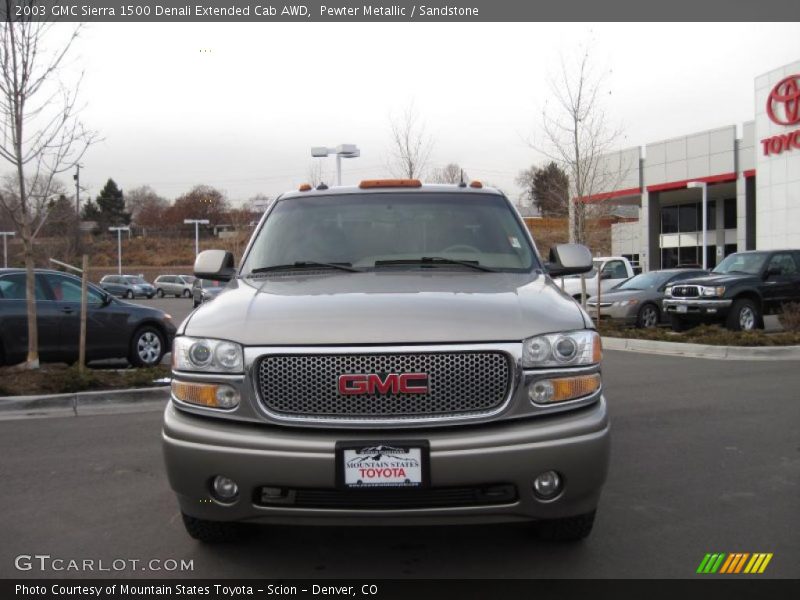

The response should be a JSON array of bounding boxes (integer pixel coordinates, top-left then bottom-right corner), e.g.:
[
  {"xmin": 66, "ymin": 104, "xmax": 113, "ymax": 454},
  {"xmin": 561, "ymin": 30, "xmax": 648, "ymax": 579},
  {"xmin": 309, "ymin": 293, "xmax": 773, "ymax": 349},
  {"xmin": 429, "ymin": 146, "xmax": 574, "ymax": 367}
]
[{"xmin": 659, "ymin": 199, "xmax": 738, "ymax": 269}]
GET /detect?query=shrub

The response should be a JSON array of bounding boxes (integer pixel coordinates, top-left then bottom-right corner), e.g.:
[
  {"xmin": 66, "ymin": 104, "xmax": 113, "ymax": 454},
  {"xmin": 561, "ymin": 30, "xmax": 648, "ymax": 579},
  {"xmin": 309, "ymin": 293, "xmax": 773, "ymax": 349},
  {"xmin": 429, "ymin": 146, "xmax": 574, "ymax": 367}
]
[{"xmin": 778, "ymin": 302, "xmax": 800, "ymax": 333}]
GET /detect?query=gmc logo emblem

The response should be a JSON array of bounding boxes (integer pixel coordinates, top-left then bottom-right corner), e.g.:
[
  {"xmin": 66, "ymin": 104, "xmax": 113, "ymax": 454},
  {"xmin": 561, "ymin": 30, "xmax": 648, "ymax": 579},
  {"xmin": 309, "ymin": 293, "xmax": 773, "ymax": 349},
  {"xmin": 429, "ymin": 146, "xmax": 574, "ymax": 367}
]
[{"xmin": 338, "ymin": 373, "xmax": 429, "ymax": 395}]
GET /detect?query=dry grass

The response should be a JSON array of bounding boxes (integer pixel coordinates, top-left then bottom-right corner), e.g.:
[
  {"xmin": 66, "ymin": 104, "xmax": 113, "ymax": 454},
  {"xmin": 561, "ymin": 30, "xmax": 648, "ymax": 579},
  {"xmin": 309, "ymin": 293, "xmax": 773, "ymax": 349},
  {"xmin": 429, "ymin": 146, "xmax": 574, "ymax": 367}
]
[
  {"xmin": 0, "ymin": 364, "xmax": 171, "ymax": 397},
  {"xmin": 598, "ymin": 322, "xmax": 800, "ymax": 347}
]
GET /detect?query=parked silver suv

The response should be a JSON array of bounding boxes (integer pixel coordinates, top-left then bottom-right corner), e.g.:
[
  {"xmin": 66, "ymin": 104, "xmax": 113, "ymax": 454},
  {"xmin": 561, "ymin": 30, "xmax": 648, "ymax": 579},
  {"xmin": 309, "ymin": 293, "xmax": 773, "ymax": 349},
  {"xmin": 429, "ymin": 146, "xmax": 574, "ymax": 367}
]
[
  {"xmin": 154, "ymin": 274, "xmax": 196, "ymax": 298},
  {"xmin": 163, "ymin": 180, "xmax": 609, "ymax": 543}
]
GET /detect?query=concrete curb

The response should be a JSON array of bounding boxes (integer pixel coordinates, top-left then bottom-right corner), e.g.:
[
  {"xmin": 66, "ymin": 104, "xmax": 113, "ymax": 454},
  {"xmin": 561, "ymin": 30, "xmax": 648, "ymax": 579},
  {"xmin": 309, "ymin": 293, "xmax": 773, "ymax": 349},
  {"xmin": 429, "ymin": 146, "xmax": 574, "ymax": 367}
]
[
  {"xmin": 0, "ymin": 385, "xmax": 169, "ymax": 418},
  {"xmin": 602, "ymin": 336, "xmax": 800, "ymax": 360}
]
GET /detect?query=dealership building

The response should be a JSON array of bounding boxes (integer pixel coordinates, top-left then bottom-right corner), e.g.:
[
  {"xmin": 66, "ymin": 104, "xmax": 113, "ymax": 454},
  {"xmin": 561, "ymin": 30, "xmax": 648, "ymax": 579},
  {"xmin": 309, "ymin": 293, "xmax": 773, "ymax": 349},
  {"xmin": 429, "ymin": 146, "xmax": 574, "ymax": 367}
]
[{"xmin": 592, "ymin": 59, "xmax": 800, "ymax": 271}]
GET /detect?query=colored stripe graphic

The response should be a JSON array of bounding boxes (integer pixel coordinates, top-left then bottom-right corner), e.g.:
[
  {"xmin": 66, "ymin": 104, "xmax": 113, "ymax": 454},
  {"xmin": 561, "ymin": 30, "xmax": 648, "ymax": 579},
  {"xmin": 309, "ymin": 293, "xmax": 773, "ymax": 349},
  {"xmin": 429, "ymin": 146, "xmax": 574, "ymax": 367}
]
[
  {"xmin": 704, "ymin": 553, "xmax": 726, "ymax": 573},
  {"xmin": 700, "ymin": 553, "xmax": 774, "ymax": 574}
]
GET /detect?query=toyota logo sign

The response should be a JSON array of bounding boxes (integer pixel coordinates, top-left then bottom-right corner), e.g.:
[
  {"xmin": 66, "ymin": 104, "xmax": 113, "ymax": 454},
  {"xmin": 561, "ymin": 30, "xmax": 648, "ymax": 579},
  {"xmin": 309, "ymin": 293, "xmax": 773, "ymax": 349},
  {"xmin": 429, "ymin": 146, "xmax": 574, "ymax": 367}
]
[{"xmin": 766, "ymin": 75, "xmax": 800, "ymax": 126}]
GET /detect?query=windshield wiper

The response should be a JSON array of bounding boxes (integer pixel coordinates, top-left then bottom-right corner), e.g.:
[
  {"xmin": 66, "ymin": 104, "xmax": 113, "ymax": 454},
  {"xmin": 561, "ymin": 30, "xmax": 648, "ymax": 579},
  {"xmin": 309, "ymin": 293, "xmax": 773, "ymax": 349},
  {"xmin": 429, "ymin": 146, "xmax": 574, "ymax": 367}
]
[
  {"xmin": 249, "ymin": 261, "xmax": 362, "ymax": 275},
  {"xmin": 374, "ymin": 257, "xmax": 497, "ymax": 272}
]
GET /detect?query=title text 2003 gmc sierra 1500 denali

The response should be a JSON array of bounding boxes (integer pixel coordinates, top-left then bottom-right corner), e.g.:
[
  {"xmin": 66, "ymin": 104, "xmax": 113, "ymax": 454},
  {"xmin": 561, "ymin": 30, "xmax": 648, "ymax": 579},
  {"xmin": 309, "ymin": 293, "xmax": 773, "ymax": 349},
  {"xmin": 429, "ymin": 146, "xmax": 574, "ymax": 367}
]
[{"xmin": 162, "ymin": 180, "xmax": 610, "ymax": 543}]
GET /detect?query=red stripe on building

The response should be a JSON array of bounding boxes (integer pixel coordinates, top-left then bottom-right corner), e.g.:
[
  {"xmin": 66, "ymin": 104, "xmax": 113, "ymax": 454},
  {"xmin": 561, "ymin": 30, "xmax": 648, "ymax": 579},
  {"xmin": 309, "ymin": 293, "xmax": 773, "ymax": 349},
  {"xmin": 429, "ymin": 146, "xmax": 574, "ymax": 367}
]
[
  {"xmin": 578, "ymin": 187, "xmax": 642, "ymax": 203},
  {"xmin": 743, "ymin": 169, "xmax": 756, "ymax": 178},
  {"xmin": 646, "ymin": 172, "xmax": 737, "ymax": 193}
]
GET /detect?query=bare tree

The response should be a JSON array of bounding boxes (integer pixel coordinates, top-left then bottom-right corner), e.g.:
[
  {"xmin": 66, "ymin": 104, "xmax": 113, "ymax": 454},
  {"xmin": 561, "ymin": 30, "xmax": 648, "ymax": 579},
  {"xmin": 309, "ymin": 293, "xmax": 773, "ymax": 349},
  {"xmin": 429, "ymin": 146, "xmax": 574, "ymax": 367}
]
[
  {"xmin": 535, "ymin": 46, "xmax": 623, "ymax": 244},
  {"xmin": 307, "ymin": 160, "xmax": 328, "ymax": 187},
  {"xmin": 387, "ymin": 102, "xmax": 433, "ymax": 179},
  {"xmin": 429, "ymin": 163, "xmax": 467, "ymax": 184},
  {"xmin": 0, "ymin": 9, "xmax": 97, "ymax": 368}
]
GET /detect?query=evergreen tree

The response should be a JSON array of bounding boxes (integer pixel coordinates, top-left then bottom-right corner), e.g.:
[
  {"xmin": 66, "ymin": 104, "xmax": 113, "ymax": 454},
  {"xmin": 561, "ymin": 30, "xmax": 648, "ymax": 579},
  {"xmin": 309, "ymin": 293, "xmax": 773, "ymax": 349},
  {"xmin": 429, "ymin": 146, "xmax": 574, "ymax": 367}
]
[{"xmin": 95, "ymin": 178, "xmax": 130, "ymax": 228}]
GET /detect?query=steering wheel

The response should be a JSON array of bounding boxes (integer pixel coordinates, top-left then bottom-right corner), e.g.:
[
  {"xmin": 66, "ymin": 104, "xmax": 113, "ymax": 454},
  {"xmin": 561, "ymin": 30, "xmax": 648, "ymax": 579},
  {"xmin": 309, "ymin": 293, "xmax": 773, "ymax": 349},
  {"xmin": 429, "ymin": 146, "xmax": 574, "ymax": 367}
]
[{"xmin": 441, "ymin": 244, "xmax": 481, "ymax": 254}]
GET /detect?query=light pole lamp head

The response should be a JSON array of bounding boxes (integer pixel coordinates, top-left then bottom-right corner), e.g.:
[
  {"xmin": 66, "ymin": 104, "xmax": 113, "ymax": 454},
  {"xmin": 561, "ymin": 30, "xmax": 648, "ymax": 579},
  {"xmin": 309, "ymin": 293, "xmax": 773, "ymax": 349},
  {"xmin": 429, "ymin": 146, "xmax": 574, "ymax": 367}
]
[
  {"xmin": 686, "ymin": 181, "xmax": 707, "ymax": 190},
  {"xmin": 336, "ymin": 144, "xmax": 360, "ymax": 158},
  {"xmin": 311, "ymin": 146, "xmax": 332, "ymax": 157}
]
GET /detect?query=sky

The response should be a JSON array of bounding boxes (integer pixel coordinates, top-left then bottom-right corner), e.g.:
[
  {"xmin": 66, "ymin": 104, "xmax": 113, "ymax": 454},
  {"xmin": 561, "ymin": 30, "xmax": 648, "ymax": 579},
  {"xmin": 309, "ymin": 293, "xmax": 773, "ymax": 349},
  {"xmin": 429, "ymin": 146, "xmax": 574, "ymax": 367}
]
[{"xmin": 47, "ymin": 22, "xmax": 800, "ymax": 206}]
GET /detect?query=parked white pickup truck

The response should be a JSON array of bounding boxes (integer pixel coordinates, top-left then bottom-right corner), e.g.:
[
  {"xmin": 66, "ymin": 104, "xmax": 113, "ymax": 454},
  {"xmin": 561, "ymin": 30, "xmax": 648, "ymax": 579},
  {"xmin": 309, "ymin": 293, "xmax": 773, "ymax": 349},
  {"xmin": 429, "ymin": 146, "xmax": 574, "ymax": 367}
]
[{"xmin": 555, "ymin": 256, "xmax": 636, "ymax": 302}]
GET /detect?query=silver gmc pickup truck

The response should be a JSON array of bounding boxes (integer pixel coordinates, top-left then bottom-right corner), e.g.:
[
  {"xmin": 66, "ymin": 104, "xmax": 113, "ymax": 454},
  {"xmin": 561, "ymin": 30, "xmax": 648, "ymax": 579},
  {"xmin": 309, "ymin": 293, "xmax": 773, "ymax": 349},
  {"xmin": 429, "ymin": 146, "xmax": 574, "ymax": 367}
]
[{"xmin": 163, "ymin": 180, "xmax": 610, "ymax": 543}]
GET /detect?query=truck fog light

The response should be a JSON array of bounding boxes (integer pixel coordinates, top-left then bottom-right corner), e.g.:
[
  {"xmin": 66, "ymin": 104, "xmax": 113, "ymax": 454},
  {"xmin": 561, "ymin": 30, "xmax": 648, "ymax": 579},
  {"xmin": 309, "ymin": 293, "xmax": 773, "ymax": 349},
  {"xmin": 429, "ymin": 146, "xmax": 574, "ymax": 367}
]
[
  {"xmin": 533, "ymin": 471, "xmax": 562, "ymax": 499},
  {"xmin": 528, "ymin": 380, "xmax": 554, "ymax": 404},
  {"xmin": 529, "ymin": 374, "xmax": 601, "ymax": 405},
  {"xmin": 172, "ymin": 381, "xmax": 240, "ymax": 409},
  {"xmin": 212, "ymin": 475, "xmax": 239, "ymax": 501}
]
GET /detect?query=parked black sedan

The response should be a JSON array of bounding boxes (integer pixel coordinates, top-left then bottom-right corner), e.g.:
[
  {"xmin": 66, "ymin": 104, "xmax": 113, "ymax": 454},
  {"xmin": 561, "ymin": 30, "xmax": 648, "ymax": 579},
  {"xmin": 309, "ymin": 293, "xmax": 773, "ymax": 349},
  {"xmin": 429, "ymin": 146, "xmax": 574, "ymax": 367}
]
[{"xmin": 0, "ymin": 269, "xmax": 176, "ymax": 367}]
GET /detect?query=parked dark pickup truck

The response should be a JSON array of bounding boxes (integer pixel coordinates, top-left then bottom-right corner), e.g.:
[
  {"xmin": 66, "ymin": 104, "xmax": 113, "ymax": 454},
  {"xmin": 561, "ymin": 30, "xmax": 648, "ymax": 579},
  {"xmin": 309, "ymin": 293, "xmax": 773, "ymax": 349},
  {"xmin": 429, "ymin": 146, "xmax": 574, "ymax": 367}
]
[{"xmin": 662, "ymin": 250, "xmax": 800, "ymax": 331}]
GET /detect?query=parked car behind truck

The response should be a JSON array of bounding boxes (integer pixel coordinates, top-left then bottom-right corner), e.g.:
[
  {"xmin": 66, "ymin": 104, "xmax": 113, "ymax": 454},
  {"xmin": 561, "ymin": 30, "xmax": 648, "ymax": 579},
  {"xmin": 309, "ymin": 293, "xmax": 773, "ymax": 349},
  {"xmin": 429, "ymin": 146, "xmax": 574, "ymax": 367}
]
[
  {"xmin": 163, "ymin": 180, "xmax": 610, "ymax": 544},
  {"xmin": 556, "ymin": 256, "xmax": 636, "ymax": 303},
  {"xmin": 663, "ymin": 249, "xmax": 800, "ymax": 331}
]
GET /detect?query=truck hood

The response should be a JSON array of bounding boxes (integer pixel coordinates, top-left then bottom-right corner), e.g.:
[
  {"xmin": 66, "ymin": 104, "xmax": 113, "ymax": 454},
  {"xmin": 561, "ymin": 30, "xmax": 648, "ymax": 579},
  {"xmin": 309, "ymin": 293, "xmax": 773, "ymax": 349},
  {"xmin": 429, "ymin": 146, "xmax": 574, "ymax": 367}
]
[
  {"xmin": 181, "ymin": 271, "xmax": 588, "ymax": 345},
  {"xmin": 673, "ymin": 273, "xmax": 759, "ymax": 287}
]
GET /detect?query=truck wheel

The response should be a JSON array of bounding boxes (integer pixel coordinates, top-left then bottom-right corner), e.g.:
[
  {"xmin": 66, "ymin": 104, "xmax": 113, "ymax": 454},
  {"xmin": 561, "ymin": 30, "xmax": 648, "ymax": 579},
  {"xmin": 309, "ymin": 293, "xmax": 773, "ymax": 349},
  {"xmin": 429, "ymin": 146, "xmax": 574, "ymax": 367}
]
[
  {"xmin": 535, "ymin": 510, "xmax": 596, "ymax": 542},
  {"xmin": 181, "ymin": 512, "xmax": 246, "ymax": 543},
  {"xmin": 669, "ymin": 314, "xmax": 693, "ymax": 332},
  {"xmin": 156, "ymin": 288, "xmax": 165, "ymax": 298},
  {"xmin": 636, "ymin": 303, "xmax": 660, "ymax": 328},
  {"xmin": 182, "ymin": 289, "xmax": 191, "ymax": 298},
  {"xmin": 726, "ymin": 298, "xmax": 762, "ymax": 331}
]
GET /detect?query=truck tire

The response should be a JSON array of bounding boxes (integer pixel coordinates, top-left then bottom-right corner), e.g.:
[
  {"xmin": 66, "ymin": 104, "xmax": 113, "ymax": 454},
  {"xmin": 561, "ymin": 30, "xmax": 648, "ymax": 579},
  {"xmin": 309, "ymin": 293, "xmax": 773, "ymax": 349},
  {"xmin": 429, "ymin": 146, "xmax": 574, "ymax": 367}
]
[
  {"xmin": 535, "ymin": 510, "xmax": 596, "ymax": 542},
  {"xmin": 669, "ymin": 314, "xmax": 693, "ymax": 332},
  {"xmin": 726, "ymin": 298, "xmax": 763, "ymax": 331},
  {"xmin": 636, "ymin": 303, "xmax": 660, "ymax": 328},
  {"xmin": 181, "ymin": 512, "xmax": 246, "ymax": 543}
]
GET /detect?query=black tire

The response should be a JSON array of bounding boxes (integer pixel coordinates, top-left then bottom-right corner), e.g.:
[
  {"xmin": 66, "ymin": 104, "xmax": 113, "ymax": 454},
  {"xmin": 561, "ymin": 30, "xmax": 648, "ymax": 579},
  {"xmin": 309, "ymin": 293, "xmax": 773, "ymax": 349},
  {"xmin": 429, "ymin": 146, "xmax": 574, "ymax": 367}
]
[
  {"xmin": 726, "ymin": 298, "xmax": 762, "ymax": 331},
  {"xmin": 181, "ymin": 512, "xmax": 246, "ymax": 543},
  {"xmin": 129, "ymin": 325, "xmax": 166, "ymax": 367},
  {"xmin": 156, "ymin": 288, "xmax": 165, "ymax": 298},
  {"xmin": 669, "ymin": 314, "xmax": 694, "ymax": 332},
  {"xmin": 125, "ymin": 290, "xmax": 134, "ymax": 299},
  {"xmin": 535, "ymin": 510, "xmax": 596, "ymax": 542},
  {"xmin": 636, "ymin": 303, "xmax": 660, "ymax": 328},
  {"xmin": 182, "ymin": 289, "xmax": 191, "ymax": 298},
  {"xmin": 146, "ymin": 294, "xmax": 154, "ymax": 299}
]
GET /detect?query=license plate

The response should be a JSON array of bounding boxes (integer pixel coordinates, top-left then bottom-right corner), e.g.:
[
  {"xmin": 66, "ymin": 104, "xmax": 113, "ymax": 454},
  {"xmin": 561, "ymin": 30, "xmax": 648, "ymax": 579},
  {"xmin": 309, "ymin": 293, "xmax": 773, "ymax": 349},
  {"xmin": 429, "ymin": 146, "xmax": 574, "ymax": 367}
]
[
  {"xmin": 676, "ymin": 305, "xmax": 688, "ymax": 313},
  {"xmin": 336, "ymin": 441, "xmax": 429, "ymax": 489}
]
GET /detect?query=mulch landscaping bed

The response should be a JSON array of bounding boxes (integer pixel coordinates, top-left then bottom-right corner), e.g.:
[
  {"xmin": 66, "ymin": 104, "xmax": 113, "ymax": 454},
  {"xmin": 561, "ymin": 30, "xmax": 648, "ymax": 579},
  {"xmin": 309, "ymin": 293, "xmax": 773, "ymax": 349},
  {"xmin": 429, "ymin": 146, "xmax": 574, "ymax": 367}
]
[
  {"xmin": 0, "ymin": 364, "xmax": 171, "ymax": 397},
  {"xmin": 597, "ymin": 322, "xmax": 800, "ymax": 346}
]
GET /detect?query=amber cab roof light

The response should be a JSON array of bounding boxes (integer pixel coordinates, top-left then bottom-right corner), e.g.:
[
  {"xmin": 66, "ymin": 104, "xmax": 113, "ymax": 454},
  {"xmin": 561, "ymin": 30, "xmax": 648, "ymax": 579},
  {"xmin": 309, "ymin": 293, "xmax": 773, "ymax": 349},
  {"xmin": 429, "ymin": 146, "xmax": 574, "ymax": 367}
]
[
  {"xmin": 298, "ymin": 183, "xmax": 313, "ymax": 192},
  {"xmin": 469, "ymin": 180, "xmax": 483, "ymax": 189},
  {"xmin": 359, "ymin": 179, "xmax": 422, "ymax": 189}
]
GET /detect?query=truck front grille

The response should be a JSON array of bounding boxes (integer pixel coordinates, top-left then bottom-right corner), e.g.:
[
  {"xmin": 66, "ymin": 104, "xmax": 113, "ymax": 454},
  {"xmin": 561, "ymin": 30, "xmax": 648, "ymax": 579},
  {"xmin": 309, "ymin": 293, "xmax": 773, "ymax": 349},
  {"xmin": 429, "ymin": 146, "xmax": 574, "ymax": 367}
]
[
  {"xmin": 671, "ymin": 285, "xmax": 700, "ymax": 298},
  {"xmin": 256, "ymin": 351, "xmax": 512, "ymax": 421}
]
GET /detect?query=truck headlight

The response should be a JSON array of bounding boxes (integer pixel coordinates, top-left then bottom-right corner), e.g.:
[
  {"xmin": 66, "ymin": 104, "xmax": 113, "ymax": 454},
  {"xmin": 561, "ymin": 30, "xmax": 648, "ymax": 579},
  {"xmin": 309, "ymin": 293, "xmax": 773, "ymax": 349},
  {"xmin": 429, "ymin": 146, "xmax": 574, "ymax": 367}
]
[
  {"xmin": 522, "ymin": 330, "xmax": 601, "ymax": 367},
  {"xmin": 173, "ymin": 337, "xmax": 244, "ymax": 373},
  {"xmin": 700, "ymin": 286, "xmax": 725, "ymax": 297}
]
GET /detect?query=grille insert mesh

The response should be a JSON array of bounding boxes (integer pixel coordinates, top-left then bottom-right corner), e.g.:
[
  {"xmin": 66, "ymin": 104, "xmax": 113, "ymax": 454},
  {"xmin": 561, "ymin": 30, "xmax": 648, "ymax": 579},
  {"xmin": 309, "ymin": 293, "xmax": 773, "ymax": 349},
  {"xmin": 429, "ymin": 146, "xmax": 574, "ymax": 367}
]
[{"xmin": 256, "ymin": 352, "xmax": 511, "ymax": 420}]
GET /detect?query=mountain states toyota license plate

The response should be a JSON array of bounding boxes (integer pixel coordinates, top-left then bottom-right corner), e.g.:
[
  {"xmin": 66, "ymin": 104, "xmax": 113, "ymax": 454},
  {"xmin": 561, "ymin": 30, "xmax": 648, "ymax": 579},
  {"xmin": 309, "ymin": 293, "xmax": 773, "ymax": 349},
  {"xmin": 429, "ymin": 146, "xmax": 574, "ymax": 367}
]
[{"xmin": 336, "ymin": 441, "xmax": 429, "ymax": 489}]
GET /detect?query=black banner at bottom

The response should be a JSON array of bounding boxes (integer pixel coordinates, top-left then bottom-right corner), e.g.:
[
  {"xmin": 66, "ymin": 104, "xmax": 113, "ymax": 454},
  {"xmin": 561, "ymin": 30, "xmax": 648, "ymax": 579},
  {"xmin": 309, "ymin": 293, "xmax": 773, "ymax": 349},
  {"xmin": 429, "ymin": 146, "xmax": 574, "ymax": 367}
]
[{"xmin": 4, "ymin": 579, "xmax": 800, "ymax": 600}]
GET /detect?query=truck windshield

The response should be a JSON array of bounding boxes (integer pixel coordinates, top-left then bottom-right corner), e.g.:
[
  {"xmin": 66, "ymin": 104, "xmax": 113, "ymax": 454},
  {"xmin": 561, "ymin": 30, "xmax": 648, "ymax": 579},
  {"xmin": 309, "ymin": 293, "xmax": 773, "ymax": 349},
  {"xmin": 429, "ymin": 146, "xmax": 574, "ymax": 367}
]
[
  {"xmin": 242, "ymin": 192, "xmax": 538, "ymax": 274},
  {"xmin": 712, "ymin": 252, "xmax": 767, "ymax": 275}
]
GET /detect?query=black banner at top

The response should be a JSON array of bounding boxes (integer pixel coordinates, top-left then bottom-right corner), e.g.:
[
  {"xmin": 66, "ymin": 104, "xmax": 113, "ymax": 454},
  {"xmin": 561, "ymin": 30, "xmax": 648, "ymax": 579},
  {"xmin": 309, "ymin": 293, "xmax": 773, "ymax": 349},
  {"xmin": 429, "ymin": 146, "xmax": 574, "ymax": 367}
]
[{"xmin": 2, "ymin": 0, "xmax": 800, "ymax": 22}]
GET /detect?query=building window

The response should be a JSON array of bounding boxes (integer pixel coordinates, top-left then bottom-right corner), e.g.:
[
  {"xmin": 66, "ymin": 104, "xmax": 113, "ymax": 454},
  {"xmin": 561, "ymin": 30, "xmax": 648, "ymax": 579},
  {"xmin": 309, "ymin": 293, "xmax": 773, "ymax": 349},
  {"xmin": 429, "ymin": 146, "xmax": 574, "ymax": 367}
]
[
  {"xmin": 661, "ymin": 248, "xmax": 679, "ymax": 269},
  {"xmin": 661, "ymin": 206, "xmax": 678, "ymax": 234},
  {"xmin": 706, "ymin": 200, "xmax": 716, "ymax": 231},
  {"xmin": 724, "ymin": 244, "xmax": 737, "ymax": 258},
  {"xmin": 679, "ymin": 204, "xmax": 698, "ymax": 233},
  {"xmin": 724, "ymin": 198, "xmax": 737, "ymax": 229},
  {"xmin": 679, "ymin": 246, "xmax": 698, "ymax": 266}
]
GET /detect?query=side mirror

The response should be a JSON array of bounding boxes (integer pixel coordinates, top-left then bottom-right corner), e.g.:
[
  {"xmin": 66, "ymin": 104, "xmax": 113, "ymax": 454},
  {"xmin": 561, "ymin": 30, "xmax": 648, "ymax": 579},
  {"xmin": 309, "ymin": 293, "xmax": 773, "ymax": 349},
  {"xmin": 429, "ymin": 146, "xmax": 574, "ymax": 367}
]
[
  {"xmin": 600, "ymin": 271, "xmax": 613, "ymax": 280},
  {"xmin": 102, "ymin": 292, "xmax": 112, "ymax": 306},
  {"xmin": 547, "ymin": 244, "xmax": 593, "ymax": 277},
  {"xmin": 194, "ymin": 249, "xmax": 236, "ymax": 282}
]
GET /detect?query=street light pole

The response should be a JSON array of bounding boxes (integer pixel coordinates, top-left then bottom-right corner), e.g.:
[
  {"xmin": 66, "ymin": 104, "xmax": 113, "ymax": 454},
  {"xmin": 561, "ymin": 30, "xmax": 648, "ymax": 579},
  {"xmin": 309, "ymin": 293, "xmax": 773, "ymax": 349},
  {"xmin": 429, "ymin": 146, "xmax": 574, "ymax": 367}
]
[
  {"xmin": 311, "ymin": 144, "xmax": 360, "ymax": 186},
  {"xmin": 108, "ymin": 226, "xmax": 130, "ymax": 274},
  {"xmin": 1, "ymin": 231, "xmax": 15, "ymax": 268},
  {"xmin": 184, "ymin": 219, "xmax": 210, "ymax": 256},
  {"xmin": 688, "ymin": 182, "xmax": 708, "ymax": 269}
]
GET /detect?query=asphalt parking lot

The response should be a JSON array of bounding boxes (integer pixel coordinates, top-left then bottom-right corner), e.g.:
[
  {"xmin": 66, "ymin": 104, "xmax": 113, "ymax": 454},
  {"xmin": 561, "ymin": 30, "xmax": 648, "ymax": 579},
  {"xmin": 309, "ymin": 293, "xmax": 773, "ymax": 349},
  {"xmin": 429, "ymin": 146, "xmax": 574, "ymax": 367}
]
[{"xmin": 1, "ymin": 348, "xmax": 798, "ymax": 579}]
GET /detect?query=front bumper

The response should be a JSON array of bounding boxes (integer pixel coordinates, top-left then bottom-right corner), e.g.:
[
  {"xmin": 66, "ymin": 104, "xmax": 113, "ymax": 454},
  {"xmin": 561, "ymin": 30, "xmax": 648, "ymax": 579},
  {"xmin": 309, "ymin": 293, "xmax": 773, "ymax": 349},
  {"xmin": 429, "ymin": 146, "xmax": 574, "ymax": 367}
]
[
  {"xmin": 663, "ymin": 298, "xmax": 732, "ymax": 318},
  {"xmin": 163, "ymin": 399, "xmax": 610, "ymax": 525}
]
